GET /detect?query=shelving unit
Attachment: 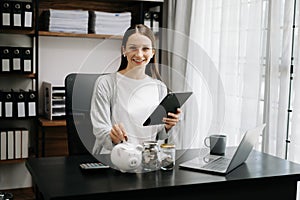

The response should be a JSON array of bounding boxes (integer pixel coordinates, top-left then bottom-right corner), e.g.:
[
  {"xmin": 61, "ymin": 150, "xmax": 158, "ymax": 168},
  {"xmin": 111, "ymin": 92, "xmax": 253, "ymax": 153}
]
[
  {"xmin": 0, "ymin": 0, "xmax": 39, "ymax": 163},
  {"xmin": 1, "ymin": 0, "xmax": 163, "ymax": 161}
]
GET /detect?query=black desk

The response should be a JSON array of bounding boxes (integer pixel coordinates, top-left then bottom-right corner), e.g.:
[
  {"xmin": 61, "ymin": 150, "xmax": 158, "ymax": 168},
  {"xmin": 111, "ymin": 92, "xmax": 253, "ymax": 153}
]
[{"xmin": 26, "ymin": 149, "xmax": 300, "ymax": 200}]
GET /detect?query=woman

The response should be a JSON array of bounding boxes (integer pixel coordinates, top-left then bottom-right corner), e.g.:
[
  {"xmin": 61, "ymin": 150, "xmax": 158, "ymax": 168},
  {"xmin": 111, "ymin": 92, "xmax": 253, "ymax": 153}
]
[{"xmin": 90, "ymin": 24, "xmax": 181, "ymax": 154}]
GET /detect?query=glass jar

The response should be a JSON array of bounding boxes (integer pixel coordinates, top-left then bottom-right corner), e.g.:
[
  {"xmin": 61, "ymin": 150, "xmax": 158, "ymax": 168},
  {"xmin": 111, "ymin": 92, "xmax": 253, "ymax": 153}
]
[
  {"xmin": 160, "ymin": 143, "xmax": 175, "ymax": 170},
  {"xmin": 142, "ymin": 141, "xmax": 159, "ymax": 171}
]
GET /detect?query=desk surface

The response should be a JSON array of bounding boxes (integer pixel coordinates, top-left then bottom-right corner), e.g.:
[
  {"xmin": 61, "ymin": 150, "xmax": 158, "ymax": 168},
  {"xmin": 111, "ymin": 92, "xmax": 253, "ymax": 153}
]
[{"xmin": 26, "ymin": 149, "xmax": 300, "ymax": 200}]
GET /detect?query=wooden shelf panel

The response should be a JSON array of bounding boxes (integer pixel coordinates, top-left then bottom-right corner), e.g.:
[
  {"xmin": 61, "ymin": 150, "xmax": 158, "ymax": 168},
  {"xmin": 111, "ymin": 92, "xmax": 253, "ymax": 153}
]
[
  {"xmin": 0, "ymin": 29, "xmax": 35, "ymax": 35},
  {"xmin": 39, "ymin": 31, "xmax": 123, "ymax": 39},
  {"xmin": 0, "ymin": 73, "xmax": 36, "ymax": 78},
  {"xmin": 0, "ymin": 159, "xmax": 27, "ymax": 164}
]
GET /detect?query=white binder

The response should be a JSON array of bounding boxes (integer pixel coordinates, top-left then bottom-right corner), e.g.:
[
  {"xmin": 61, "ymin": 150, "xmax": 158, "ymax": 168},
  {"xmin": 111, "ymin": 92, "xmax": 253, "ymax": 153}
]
[
  {"xmin": 0, "ymin": 131, "xmax": 7, "ymax": 160},
  {"xmin": 7, "ymin": 130, "xmax": 14, "ymax": 159},
  {"xmin": 21, "ymin": 129, "xmax": 29, "ymax": 158},
  {"xmin": 15, "ymin": 130, "xmax": 22, "ymax": 159}
]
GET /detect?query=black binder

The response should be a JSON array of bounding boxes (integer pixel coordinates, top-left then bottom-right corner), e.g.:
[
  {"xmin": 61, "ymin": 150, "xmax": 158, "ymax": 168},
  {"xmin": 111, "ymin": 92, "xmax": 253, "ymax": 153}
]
[
  {"xmin": 1, "ymin": 1, "xmax": 12, "ymax": 28},
  {"xmin": 144, "ymin": 11, "xmax": 151, "ymax": 28},
  {"xmin": 15, "ymin": 90, "xmax": 26, "ymax": 118},
  {"xmin": 0, "ymin": 91, "xmax": 3, "ymax": 118},
  {"xmin": 12, "ymin": 1, "xmax": 22, "ymax": 28},
  {"xmin": 3, "ymin": 90, "xmax": 14, "ymax": 118},
  {"xmin": 23, "ymin": 1, "xmax": 33, "ymax": 29},
  {"xmin": 26, "ymin": 90, "xmax": 36, "ymax": 117},
  {"xmin": 22, "ymin": 47, "xmax": 33, "ymax": 73},
  {"xmin": 0, "ymin": 47, "xmax": 12, "ymax": 73},
  {"xmin": 152, "ymin": 12, "xmax": 160, "ymax": 33},
  {"xmin": 12, "ymin": 47, "xmax": 22, "ymax": 73}
]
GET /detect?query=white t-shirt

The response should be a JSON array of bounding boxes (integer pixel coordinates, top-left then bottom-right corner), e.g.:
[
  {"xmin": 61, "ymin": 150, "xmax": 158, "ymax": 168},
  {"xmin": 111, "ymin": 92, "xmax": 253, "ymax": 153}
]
[{"xmin": 114, "ymin": 73, "xmax": 162, "ymax": 145}]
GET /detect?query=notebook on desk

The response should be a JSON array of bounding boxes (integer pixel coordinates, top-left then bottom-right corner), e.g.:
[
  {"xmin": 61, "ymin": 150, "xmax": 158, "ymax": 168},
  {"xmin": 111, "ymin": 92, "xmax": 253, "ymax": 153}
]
[{"xmin": 179, "ymin": 124, "xmax": 266, "ymax": 175}]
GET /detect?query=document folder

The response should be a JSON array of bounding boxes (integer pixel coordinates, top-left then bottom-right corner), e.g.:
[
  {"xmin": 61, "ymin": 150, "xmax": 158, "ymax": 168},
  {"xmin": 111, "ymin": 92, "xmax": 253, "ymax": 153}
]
[
  {"xmin": 0, "ymin": 47, "xmax": 12, "ymax": 73},
  {"xmin": 22, "ymin": 47, "xmax": 32, "ymax": 73},
  {"xmin": 0, "ymin": 131, "xmax": 7, "ymax": 160},
  {"xmin": 144, "ymin": 11, "xmax": 151, "ymax": 29},
  {"xmin": 0, "ymin": 91, "xmax": 3, "ymax": 118},
  {"xmin": 27, "ymin": 90, "xmax": 36, "ymax": 117},
  {"xmin": 23, "ymin": 1, "xmax": 33, "ymax": 29},
  {"xmin": 12, "ymin": 1, "xmax": 22, "ymax": 28},
  {"xmin": 21, "ymin": 128, "xmax": 29, "ymax": 158},
  {"xmin": 14, "ymin": 129, "xmax": 21, "ymax": 159},
  {"xmin": 7, "ymin": 130, "xmax": 14, "ymax": 159},
  {"xmin": 16, "ymin": 91, "xmax": 26, "ymax": 118},
  {"xmin": 152, "ymin": 12, "xmax": 160, "ymax": 33},
  {"xmin": 12, "ymin": 47, "xmax": 22, "ymax": 72},
  {"xmin": 1, "ymin": 1, "xmax": 11, "ymax": 28},
  {"xmin": 3, "ymin": 91, "xmax": 13, "ymax": 118}
]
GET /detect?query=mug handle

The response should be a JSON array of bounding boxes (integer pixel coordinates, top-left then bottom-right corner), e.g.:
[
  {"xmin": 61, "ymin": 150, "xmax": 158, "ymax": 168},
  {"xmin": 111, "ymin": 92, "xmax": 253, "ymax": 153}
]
[{"xmin": 204, "ymin": 137, "xmax": 210, "ymax": 147}]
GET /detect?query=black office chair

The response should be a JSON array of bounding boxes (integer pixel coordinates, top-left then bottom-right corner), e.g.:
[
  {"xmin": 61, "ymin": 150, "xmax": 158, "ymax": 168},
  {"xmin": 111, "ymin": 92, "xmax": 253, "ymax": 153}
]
[{"xmin": 65, "ymin": 73, "xmax": 102, "ymax": 155}]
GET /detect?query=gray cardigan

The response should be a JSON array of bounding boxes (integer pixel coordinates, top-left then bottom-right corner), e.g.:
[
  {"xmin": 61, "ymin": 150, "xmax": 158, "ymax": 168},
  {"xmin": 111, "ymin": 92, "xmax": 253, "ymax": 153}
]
[{"xmin": 90, "ymin": 73, "xmax": 169, "ymax": 154}]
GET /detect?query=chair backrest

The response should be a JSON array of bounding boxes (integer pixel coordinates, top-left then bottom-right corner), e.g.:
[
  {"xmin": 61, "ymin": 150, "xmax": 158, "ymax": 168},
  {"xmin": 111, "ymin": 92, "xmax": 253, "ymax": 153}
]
[{"xmin": 65, "ymin": 73, "xmax": 102, "ymax": 155}]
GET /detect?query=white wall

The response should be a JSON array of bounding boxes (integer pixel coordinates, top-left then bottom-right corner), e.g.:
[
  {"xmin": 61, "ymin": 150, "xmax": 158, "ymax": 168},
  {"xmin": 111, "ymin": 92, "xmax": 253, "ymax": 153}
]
[{"xmin": 38, "ymin": 36, "xmax": 122, "ymax": 113}]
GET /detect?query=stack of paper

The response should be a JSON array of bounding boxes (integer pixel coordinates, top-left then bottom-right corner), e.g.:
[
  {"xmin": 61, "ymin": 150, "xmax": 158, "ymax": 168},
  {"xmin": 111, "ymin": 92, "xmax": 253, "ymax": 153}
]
[
  {"xmin": 89, "ymin": 11, "xmax": 131, "ymax": 35},
  {"xmin": 41, "ymin": 9, "xmax": 89, "ymax": 34}
]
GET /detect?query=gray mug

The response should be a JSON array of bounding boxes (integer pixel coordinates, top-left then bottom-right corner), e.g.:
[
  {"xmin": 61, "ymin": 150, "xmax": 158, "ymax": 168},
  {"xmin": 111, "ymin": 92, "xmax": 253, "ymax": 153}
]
[{"xmin": 204, "ymin": 134, "xmax": 227, "ymax": 155}]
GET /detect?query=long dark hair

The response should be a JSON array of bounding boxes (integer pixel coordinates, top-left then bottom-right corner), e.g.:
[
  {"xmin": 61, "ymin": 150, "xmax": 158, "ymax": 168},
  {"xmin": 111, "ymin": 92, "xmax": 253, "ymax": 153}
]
[{"xmin": 118, "ymin": 24, "xmax": 161, "ymax": 80}]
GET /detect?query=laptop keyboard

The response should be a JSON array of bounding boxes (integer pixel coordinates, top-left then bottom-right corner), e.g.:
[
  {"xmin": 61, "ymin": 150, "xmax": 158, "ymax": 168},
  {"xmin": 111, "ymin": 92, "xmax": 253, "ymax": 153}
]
[{"xmin": 202, "ymin": 157, "xmax": 231, "ymax": 171}]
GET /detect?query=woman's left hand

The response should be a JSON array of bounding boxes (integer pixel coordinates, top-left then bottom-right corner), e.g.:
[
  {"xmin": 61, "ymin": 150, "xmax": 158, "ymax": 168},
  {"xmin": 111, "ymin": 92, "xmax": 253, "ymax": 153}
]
[{"xmin": 163, "ymin": 108, "xmax": 182, "ymax": 132}]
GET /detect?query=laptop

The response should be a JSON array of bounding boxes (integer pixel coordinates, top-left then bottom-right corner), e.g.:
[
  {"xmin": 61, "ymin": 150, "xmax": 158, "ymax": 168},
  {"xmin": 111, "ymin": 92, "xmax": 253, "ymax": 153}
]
[{"xmin": 179, "ymin": 124, "xmax": 266, "ymax": 175}]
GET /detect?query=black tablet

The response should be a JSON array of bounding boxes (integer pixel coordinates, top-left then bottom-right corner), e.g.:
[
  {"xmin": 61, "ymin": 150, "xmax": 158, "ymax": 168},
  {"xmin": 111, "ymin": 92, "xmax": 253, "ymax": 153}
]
[{"xmin": 143, "ymin": 92, "xmax": 193, "ymax": 126}]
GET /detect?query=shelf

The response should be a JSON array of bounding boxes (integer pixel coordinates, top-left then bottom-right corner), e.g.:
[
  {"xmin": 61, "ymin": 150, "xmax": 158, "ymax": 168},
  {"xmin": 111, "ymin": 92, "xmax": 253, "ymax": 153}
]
[
  {"xmin": 0, "ymin": 29, "xmax": 35, "ymax": 35},
  {"xmin": 0, "ymin": 159, "xmax": 27, "ymax": 164},
  {"xmin": 0, "ymin": 73, "xmax": 36, "ymax": 78},
  {"xmin": 39, "ymin": 31, "xmax": 123, "ymax": 39}
]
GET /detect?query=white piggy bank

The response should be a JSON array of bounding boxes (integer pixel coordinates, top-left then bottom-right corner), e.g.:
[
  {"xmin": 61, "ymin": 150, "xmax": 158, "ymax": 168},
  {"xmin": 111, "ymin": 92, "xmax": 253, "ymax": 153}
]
[{"xmin": 110, "ymin": 142, "xmax": 143, "ymax": 172}]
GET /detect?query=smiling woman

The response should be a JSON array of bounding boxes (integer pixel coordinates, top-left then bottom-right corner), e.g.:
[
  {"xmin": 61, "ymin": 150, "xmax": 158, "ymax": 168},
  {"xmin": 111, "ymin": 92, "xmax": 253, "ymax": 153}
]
[{"xmin": 90, "ymin": 24, "xmax": 182, "ymax": 155}]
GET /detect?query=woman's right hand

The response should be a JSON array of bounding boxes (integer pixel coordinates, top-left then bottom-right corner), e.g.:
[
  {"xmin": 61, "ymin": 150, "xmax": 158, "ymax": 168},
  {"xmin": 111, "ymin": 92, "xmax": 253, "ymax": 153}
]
[{"xmin": 110, "ymin": 123, "xmax": 128, "ymax": 144}]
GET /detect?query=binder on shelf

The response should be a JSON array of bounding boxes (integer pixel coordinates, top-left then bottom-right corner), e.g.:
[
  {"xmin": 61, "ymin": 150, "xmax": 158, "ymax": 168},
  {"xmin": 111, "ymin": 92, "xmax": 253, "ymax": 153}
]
[
  {"xmin": 0, "ymin": 91, "xmax": 3, "ymax": 118},
  {"xmin": 152, "ymin": 12, "xmax": 160, "ymax": 33},
  {"xmin": 143, "ymin": 7, "xmax": 160, "ymax": 33},
  {"xmin": 1, "ymin": 1, "xmax": 11, "ymax": 28},
  {"xmin": 12, "ymin": 1, "xmax": 22, "ymax": 28},
  {"xmin": 14, "ymin": 129, "xmax": 21, "ymax": 159},
  {"xmin": 0, "ymin": 47, "xmax": 12, "ymax": 73},
  {"xmin": 23, "ymin": 1, "xmax": 33, "ymax": 29},
  {"xmin": 3, "ymin": 90, "xmax": 14, "ymax": 118},
  {"xmin": 12, "ymin": 47, "xmax": 22, "ymax": 72},
  {"xmin": 21, "ymin": 128, "xmax": 28, "ymax": 158},
  {"xmin": 27, "ymin": 90, "xmax": 36, "ymax": 117},
  {"xmin": 16, "ymin": 90, "xmax": 26, "ymax": 118},
  {"xmin": 7, "ymin": 130, "xmax": 14, "ymax": 159},
  {"xmin": 0, "ymin": 130, "xmax": 7, "ymax": 160},
  {"xmin": 22, "ymin": 47, "xmax": 33, "ymax": 73},
  {"xmin": 144, "ymin": 11, "xmax": 151, "ymax": 28}
]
